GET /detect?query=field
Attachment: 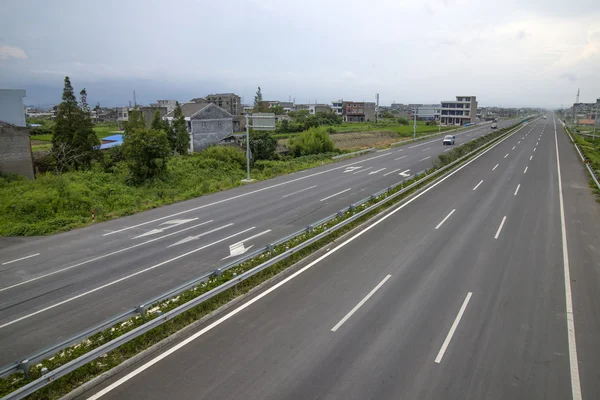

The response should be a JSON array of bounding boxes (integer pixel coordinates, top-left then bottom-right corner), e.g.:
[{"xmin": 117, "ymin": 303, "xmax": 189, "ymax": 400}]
[{"xmin": 279, "ymin": 131, "xmax": 411, "ymax": 150}]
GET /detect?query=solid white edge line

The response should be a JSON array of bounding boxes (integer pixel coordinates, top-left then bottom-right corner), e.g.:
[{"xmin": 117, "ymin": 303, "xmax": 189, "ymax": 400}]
[
  {"xmin": 282, "ymin": 185, "xmax": 317, "ymax": 198},
  {"xmin": 231, "ymin": 229, "xmax": 272, "ymax": 247},
  {"xmin": 103, "ymin": 153, "xmax": 392, "ymax": 236},
  {"xmin": 0, "ymin": 226, "xmax": 255, "ymax": 330},
  {"xmin": 1, "ymin": 253, "xmax": 40, "ymax": 266},
  {"xmin": 472, "ymin": 180, "xmax": 483, "ymax": 191},
  {"xmin": 514, "ymin": 184, "xmax": 520, "ymax": 196},
  {"xmin": 331, "ymin": 274, "xmax": 391, "ymax": 332},
  {"xmin": 435, "ymin": 209, "xmax": 456, "ymax": 230},
  {"xmin": 493, "ymin": 164, "xmax": 499, "ymax": 171},
  {"xmin": 494, "ymin": 216, "xmax": 507, "ymax": 239},
  {"xmin": 86, "ymin": 123, "xmax": 526, "ymax": 399},
  {"xmin": 0, "ymin": 220, "xmax": 216, "ymax": 293},
  {"xmin": 554, "ymin": 117, "xmax": 583, "ymax": 400},
  {"xmin": 434, "ymin": 292, "xmax": 473, "ymax": 363},
  {"xmin": 320, "ymin": 188, "xmax": 351, "ymax": 202}
]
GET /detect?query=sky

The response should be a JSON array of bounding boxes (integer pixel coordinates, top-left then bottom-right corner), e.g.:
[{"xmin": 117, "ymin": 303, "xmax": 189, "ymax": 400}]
[{"xmin": 1, "ymin": 0, "xmax": 599, "ymax": 108}]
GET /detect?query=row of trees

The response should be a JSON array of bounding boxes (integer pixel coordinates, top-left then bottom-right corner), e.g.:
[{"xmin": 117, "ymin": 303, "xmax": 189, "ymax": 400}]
[{"xmin": 276, "ymin": 110, "xmax": 343, "ymax": 134}]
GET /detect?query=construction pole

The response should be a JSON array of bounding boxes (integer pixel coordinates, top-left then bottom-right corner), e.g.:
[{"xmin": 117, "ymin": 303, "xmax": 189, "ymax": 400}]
[
  {"xmin": 375, "ymin": 93, "xmax": 379, "ymax": 126},
  {"xmin": 244, "ymin": 114, "xmax": 251, "ymax": 181},
  {"xmin": 594, "ymin": 100, "xmax": 598, "ymax": 141},
  {"xmin": 413, "ymin": 108, "xmax": 417, "ymax": 138}
]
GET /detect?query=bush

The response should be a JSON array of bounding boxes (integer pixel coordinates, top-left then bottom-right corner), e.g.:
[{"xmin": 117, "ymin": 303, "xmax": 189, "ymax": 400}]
[
  {"xmin": 249, "ymin": 131, "xmax": 277, "ymax": 161},
  {"xmin": 288, "ymin": 126, "xmax": 336, "ymax": 157},
  {"xmin": 122, "ymin": 128, "xmax": 170, "ymax": 184},
  {"xmin": 397, "ymin": 117, "xmax": 409, "ymax": 125}
]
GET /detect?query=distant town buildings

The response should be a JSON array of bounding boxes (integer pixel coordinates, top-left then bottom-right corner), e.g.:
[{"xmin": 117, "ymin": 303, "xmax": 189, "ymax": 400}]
[{"xmin": 440, "ymin": 96, "xmax": 478, "ymax": 125}]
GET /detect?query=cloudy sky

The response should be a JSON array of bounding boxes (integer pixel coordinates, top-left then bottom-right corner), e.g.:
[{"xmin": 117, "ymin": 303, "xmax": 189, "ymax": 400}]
[{"xmin": 1, "ymin": 0, "xmax": 599, "ymax": 107}]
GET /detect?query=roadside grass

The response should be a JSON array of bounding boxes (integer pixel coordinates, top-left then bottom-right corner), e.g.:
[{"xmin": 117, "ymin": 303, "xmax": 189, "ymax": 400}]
[
  {"xmin": 0, "ymin": 122, "xmax": 523, "ymax": 400},
  {"xmin": 0, "ymin": 149, "xmax": 338, "ymax": 236},
  {"xmin": 31, "ymin": 126, "xmax": 120, "ymax": 142}
]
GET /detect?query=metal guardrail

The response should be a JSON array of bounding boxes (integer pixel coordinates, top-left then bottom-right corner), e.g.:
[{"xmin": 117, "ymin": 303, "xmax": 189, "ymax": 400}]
[{"xmin": 0, "ymin": 121, "xmax": 527, "ymax": 400}]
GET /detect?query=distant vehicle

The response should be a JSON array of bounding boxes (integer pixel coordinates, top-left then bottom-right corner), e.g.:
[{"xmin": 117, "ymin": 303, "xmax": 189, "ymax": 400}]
[
  {"xmin": 543, "ymin": 115, "xmax": 547, "ymax": 119},
  {"xmin": 443, "ymin": 135, "xmax": 456, "ymax": 145},
  {"xmin": 491, "ymin": 123, "xmax": 498, "ymax": 129},
  {"xmin": 494, "ymin": 118, "xmax": 499, "ymax": 122}
]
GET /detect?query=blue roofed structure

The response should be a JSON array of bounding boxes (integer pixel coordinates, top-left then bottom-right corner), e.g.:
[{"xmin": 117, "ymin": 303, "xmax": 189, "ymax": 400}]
[{"xmin": 99, "ymin": 134, "xmax": 123, "ymax": 150}]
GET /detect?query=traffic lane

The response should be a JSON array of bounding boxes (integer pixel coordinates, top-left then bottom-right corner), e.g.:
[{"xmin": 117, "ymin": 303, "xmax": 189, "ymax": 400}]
[
  {"xmin": 419, "ymin": 119, "xmax": 571, "ymax": 399},
  {"xmin": 81, "ymin": 121, "xmax": 530, "ymax": 400},
  {"xmin": 556, "ymin": 118, "xmax": 600, "ymax": 400}
]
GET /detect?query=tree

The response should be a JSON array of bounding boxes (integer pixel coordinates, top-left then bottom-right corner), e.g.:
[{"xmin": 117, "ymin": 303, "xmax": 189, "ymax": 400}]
[
  {"xmin": 150, "ymin": 110, "xmax": 163, "ymax": 131},
  {"xmin": 397, "ymin": 117, "xmax": 409, "ymax": 125},
  {"xmin": 289, "ymin": 109, "xmax": 310, "ymax": 122},
  {"xmin": 268, "ymin": 105, "xmax": 285, "ymax": 115},
  {"xmin": 162, "ymin": 119, "xmax": 175, "ymax": 150},
  {"xmin": 172, "ymin": 101, "xmax": 189, "ymax": 154},
  {"xmin": 122, "ymin": 128, "xmax": 170, "ymax": 184},
  {"xmin": 124, "ymin": 108, "xmax": 146, "ymax": 137},
  {"xmin": 254, "ymin": 87, "xmax": 263, "ymax": 112},
  {"xmin": 249, "ymin": 131, "xmax": 277, "ymax": 161},
  {"xmin": 52, "ymin": 77, "xmax": 99, "ymax": 170},
  {"xmin": 288, "ymin": 126, "xmax": 335, "ymax": 157}
]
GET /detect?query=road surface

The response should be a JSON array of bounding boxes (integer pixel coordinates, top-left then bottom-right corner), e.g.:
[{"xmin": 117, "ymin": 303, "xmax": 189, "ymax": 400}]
[
  {"xmin": 0, "ymin": 120, "xmax": 517, "ymax": 365},
  {"xmin": 77, "ymin": 116, "xmax": 600, "ymax": 400}
]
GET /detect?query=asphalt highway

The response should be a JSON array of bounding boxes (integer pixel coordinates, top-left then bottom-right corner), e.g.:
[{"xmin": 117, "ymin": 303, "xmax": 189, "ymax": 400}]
[
  {"xmin": 77, "ymin": 115, "xmax": 600, "ymax": 400},
  {"xmin": 0, "ymin": 119, "xmax": 519, "ymax": 364}
]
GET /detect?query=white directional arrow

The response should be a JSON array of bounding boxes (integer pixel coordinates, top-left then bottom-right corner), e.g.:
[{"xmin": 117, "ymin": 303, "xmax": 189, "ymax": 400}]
[
  {"xmin": 221, "ymin": 229, "xmax": 272, "ymax": 260},
  {"xmin": 168, "ymin": 223, "xmax": 235, "ymax": 247},
  {"xmin": 399, "ymin": 169, "xmax": 411, "ymax": 177},
  {"xmin": 133, "ymin": 218, "xmax": 198, "ymax": 239},
  {"xmin": 369, "ymin": 168, "xmax": 387, "ymax": 175},
  {"xmin": 343, "ymin": 166, "xmax": 362, "ymax": 173}
]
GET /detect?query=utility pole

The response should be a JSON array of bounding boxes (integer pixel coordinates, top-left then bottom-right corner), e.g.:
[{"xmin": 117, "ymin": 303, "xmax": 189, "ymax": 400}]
[
  {"xmin": 413, "ymin": 107, "xmax": 417, "ymax": 138},
  {"xmin": 244, "ymin": 114, "xmax": 251, "ymax": 181},
  {"xmin": 594, "ymin": 99, "xmax": 599, "ymax": 141},
  {"xmin": 133, "ymin": 90, "xmax": 137, "ymax": 108},
  {"xmin": 375, "ymin": 93, "xmax": 379, "ymax": 125}
]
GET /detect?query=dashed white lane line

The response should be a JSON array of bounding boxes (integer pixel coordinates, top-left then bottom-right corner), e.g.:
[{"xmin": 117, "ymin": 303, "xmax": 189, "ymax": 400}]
[
  {"xmin": 524, "ymin": 166, "xmax": 528, "ymax": 174},
  {"xmin": 383, "ymin": 169, "xmax": 401, "ymax": 176},
  {"xmin": 395, "ymin": 155, "xmax": 408, "ymax": 161},
  {"xmin": 444, "ymin": 149, "xmax": 451, "ymax": 152},
  {"xmin": 494, "ymin": 216, "xmax": 507, "ymax": 239},
  {"xmin": 320, "ymin": 188, "xmax": 351, "ymax": 202},
  {"xmin": 369, "ymin": 168, "xmax": 387, "ymax": 175},
  {"xmin": 554, "ymin": 117, "xmax": 582, "ymax": 400},
  {"xmin": 397, "ymin": 149, "xmax": 404, "ymax": 152},
  {"xmin": 493, "ymin": 164, "xmax": 499, "ymax": 171},
  {"xmin": 512, "ymin": 146, "xmax": 516, "ymax": 150},
  {"xmin": 435, "ymin": 209, "xmax": 456, "ymax": 230},
  {"xmin": 419, "ymin": 156, "xmax": 431, "ymax": 162},
  {"xmin": 0, "ymin": 226, "xmax": 256, "ymax": 329},
  {"xmin": 514, "ymin": 184, "xmax": 521, "ymax": 196},
  {"xmin": 282, "ymin": 185, "xmax": 317, "ymax": 198},
  {"xmin": 102, "ymin": 152, "xmax": 392, "ymax": 236},
  {"xmin": 1, "ymin": 253, "xmax": 40, "ymax": 266},
  {"xmin": 504, "ymin": 153, "xmax": 509, "ymax": 158},
  {"xmin": 435, "ymin": 292, "xmax": 473, "ymax": 363},
  {"xmin": 353, "ymin": 167, "xmax": 372, "ymax": 174},
  {"xmin": 422, "ymin": 147, "xmax": 431, "ymax": 151},
  {"xmin": 331, "ymin": 274, "xmax": 392, "ymax": 332},
  {"xmin": 530, "ymin": 155, "xmax": 533, "ymax": 161},
  {"xmin": 518, "ymin": 141, "xmax": 521, "ymax": 144},
  {"xmin": 0, "ymin": 220, "xmax": 215, "ymax": 293},
  {"xmin": 534, "ymin": 148, "xmax": 537, "ymax": 152},
  {"xmin": 472, "ymin": 180, "xmax": 483, "ymax": 191}
]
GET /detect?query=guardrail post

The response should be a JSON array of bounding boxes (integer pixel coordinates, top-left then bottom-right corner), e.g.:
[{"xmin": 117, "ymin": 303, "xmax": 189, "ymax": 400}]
[
  {"xmin": 307, "ymin": 224, "xmax": 314, "ymax": 233},
  {"xmin": 267, "ymin": 243, "xmax": 275, "ymax": 252},
  {"xmin": 41, "ymin": 367, "xmax": 48, "ymax": 376},
  {"xmin": 337, "ymin": 210, "xmax": 345, "ymax": 218},
  {"xmin": 370, "ymin": 194, "xmax": 378, "ymax": 201},
  {"xmin": 19, "ymin": 359, "xmax": 30, "ymax": 380},
  {"xmin": 212, "ymin": 268, "xmax": 223, "ymax": 278},
  {"xmin": 136, "ymin": 305, "xmax": 147, "ymax": 323}
]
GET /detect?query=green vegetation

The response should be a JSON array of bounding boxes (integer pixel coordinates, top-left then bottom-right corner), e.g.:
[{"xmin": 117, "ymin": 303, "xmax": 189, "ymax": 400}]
[
  {"xmin": 172, "ymin": 101, "xmax": 190, "ymax": 154},
  {"xmin": 249, "ymin": 130, "xmax": 277, "ymax": 161},
  {"xmin": 276, "ymin": 111, "xmax": 343, "ymax": 133},
  {"xmin": 0, "ymin": 147, "xmax": 338, "ymax": 236},
  {"xmin": 288, "ymin": 126, "xmax": 335, "ymax": 157},
  {"xmin": 122, "ymin": 126, "xmax": 171, "ymax": 184}
]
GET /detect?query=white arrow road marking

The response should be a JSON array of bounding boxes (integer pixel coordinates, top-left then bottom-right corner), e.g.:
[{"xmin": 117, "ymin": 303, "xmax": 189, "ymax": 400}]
[
  {"xmin": 383, "ymin": 169, "xmax": 400, "ymax": 176},
  {"xmin": 399, "ymin": 169, "xmax": 411, "ymax": 177},
  {"xmin": 133, "ymin": 218, "xmax": 198, "ymax": 239},
  {"xmin": 168, "ymin": 223, "xmax": 236, "ymax": 247},
  {"xmin": 369, "ymin": 168, "xmax": 387, "ymax": 175},
  {"xmin": 343, "ymin": 166, "xmax": 362, "ymax": 173},
  {"xmin": 222, "ymin": 229, "xmax": 272, "ymax": 260}
]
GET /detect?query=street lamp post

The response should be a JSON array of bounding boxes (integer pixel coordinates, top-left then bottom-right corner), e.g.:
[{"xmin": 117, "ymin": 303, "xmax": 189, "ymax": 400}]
[
  {"xmin": 244, "ymin": 114, "xmax": 251, "ymax": 181},
  {"xmin": 413, "ymin": 108, "xmax": 417, "ymax": 139}
]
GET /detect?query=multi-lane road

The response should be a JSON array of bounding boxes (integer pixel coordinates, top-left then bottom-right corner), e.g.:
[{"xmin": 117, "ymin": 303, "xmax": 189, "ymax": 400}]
[
  {"xmin": 75, "ymin": 115, "xmax": 600, "ymax": 400},
  {"xmin": 0, "ymin": 119, "xmax": 541, "ymax": 364}
]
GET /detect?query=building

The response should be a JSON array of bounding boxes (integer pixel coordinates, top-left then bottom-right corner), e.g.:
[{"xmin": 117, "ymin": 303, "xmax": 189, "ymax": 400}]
[
  {"xmin": 440, "ymin": 96, "xmax": 478, "ymax": 125},
  {"xmin": 332, "ymin": 100, "xmax": 344, "ymax": 116},
  {"xmin": 414, "ymin": 104, "xmax": 441, "ymax": 121},
  {"xmin": 343, "ymin": 101, "xmax": 376, "ymax": 122},
  {"xmin": 149, "ymin": 100, "xmax": 177, "ymax": 113},
  {"xmin": 268, "ymin": 101, "xmax": 294, "ymax": 113},
  {"xmin": 0, "ymin": 121, "xmax": 34, "ymax": 179},
  {"xmin": 116, "ymin": 107, "xmax": 130, "ymax": 123},
  {"xmin": 164, "ymin": 102, "xmax": 235, "ymax": 152},
  {"xmin": 139, "ymin": 106, "xmax": 168, "ymax": 128},
  {"xmin": 0, "ymin": 89, "xmax": 27, "ymax": 127},
  {"xmin": 205, "ymin": 93, "xmax": 242, "ymax": 116},
  {"xmin": 295, "ymin": 103, "xmax": 332, "ymax": 114}
]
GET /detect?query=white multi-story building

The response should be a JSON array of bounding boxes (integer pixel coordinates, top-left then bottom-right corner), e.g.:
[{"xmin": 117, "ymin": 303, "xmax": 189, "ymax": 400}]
[
  {"xmin": 440, "ymin": 96, "xmax": 477, "ymax": 125},
  {"xmin": 332, "ymin": 100, "xmax": 344, "ymax": 116}
]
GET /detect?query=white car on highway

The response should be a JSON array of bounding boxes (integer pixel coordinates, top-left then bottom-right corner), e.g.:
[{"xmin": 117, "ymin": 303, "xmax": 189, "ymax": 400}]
[{"xmin": 443, "ymin": 135, "xmax": 456, "ymax": 145}]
